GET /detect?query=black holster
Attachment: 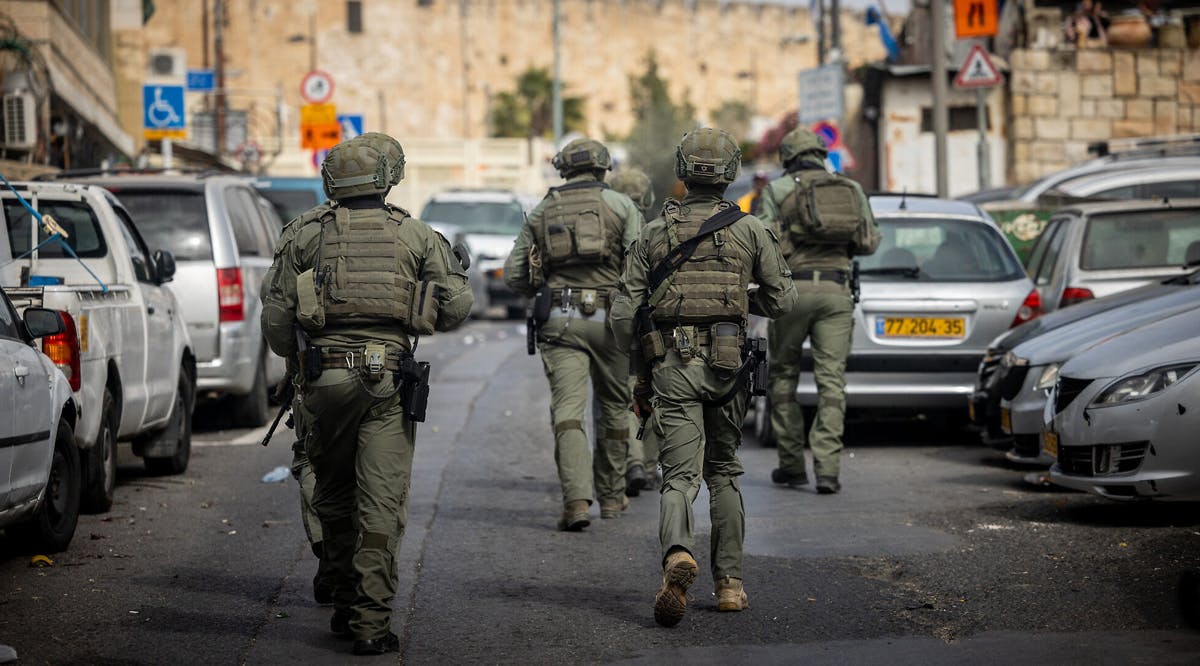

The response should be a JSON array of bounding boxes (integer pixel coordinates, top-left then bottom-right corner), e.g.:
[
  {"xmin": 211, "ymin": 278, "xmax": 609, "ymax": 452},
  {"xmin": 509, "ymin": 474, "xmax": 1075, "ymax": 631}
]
[
  {"xmin": 746, "ymin": 337, "xmax": 768, "ymax": 397},
  {"xmin": 850, "ymin": 260, "xmax": 861, "ymax": 305},
  {"xmin": 527, "ymin": 287, "xmax": 552, "ymax": 355},
  {"xmin": 296, "ymin": 328, "xmax": 322, "ymax": 382},
  {"xmin": 397, "ymin": 355, "xmax": 431, "ymax": 422}
]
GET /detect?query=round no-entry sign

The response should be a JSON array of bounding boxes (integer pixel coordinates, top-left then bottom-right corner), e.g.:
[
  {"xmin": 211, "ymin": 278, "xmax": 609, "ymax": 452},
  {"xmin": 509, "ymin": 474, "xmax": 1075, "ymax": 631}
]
[
  {"xmin": 812, "ymin": 121, "xmax": 841, "ymax": 149},
  {"xmin": 300, "ymin": 70, "xmax": 335, "ymax": 104}
]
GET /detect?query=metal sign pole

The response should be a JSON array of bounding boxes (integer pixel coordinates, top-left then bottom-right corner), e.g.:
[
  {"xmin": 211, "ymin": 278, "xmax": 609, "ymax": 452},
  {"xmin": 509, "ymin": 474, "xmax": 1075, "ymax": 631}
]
[
  {"xmin": 976, "ymin": 87, "xmax": 990, "ymax": 190},
  {"xmin": 931, "ymin": 0, "xmax": 949, "ymax": 197}
]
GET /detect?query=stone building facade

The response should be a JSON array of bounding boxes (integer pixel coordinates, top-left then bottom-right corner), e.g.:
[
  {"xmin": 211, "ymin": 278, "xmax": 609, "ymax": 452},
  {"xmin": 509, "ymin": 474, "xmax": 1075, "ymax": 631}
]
[
  {"xmin": 1008, "ymin": 47, "xmax": 1200, "ymax": 184},
  {"xmin": 132, "ymin": 0, "xmax": 892, "ymax": 152}
]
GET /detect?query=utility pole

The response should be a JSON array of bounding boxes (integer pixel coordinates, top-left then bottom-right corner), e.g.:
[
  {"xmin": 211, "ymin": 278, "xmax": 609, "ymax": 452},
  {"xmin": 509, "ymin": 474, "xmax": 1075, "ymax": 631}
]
[
  {"xmin": 552, "ymin": 0, "xmax": 563, "ymax": 146},
  {"xmin": 931, "ymin": 0, "xmax": 949, "ymax": 196},
  {"xmin": 214, "ymin": 0, "xmax": 226, "ymax": 157},
  {"xmin": 816, "ymin": 0, "xmax": 825, "ymax": 65},
  {"xmin": 830, "ymin": 0, "xmax": 841, "ymax": 59},
  {"xmin": 459, "ymin": 0, "xmax": 470, "ymax": 138}
]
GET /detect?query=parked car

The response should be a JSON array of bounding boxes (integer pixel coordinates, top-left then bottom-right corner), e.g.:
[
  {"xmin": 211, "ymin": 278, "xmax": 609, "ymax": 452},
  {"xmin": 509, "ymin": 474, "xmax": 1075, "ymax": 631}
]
[
  {"xmin": 255, "ymin": 176, "xmax": 326, "ymax": 223},
  {"xmin": 1024, "ymin": 199, "xmax": 1200, "ymax": 314},
  {"xmin": 3, "ymin": 182, "xmax": 195, "ymax": 512},
  {"xmin": 0, "ymin": 293, "xmax": 79, "ymax": 552},
  {"xmin": 998, "ymin": 275, "xmax": 1200, "ymax": 464},
  {"xmin": 1045, "ymin": 307, "xmax": 1200, "ymax": 500},
  {"xmin": 752, "ymin": 195, "xmax": 1036, "ymax": 443},
  {"xmin": 420, "ymin": 189, "xmax": 528, "ymax": 318},
  {"xmin": 964, "ymin": 150, "xmax": 1200, "ymax": 205},
  {"xmin": 75, "ymin": 173, "xmax": 286, "ymax": 427},
  {"xmin": 1044, "ymin": 163, "xmax": 1200, "ymax": 202},
  {"xmin": 969, "ymin": 270, "xmax": 1200, "ymax": 447}
]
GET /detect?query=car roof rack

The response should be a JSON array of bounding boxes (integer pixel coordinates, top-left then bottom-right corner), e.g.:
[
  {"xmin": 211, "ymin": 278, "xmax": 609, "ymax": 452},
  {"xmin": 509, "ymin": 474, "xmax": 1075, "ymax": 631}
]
[
  {"xmin": 1087, "ymin": 133, "xmax": 1200, "ymax": 159},
  {"xmin": 31, "ymin": 167, "xmax": 224, "ymax": 181}
]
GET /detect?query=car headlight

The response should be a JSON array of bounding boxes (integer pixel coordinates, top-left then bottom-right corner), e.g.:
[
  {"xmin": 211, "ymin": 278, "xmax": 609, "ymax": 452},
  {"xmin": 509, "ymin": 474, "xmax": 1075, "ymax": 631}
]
[
  {"xmin": 1091, "ymin": 363, "xmax": 1198, "ymax": 407},
  {"xmin": 1002, "ymin": 351, "xmax": 1029, "ymax": 369},
  {"xmin": 1034, "ymin": 363, "xmax": 1060, "ymax": 391}
]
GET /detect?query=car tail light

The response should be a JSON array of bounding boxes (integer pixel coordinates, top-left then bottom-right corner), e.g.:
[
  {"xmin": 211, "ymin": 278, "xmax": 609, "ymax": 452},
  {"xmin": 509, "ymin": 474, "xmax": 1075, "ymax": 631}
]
[
  {"xmin": 42, "ymin": 311, "xmax": 81, "ymax": 392},
  {"xmin": 486, "ymin": 268, "xmax": 503, "ymax": 280},
  {"xmin": 1010, "ymin": 289, "xmax": 1042, "ymax": 328},
  {"xmin": 217, "ymin": 267, "xmax": 244, "ymax": 323},
  {"xmin": 1059, "ymin": 286, "xmax": 1095, "ymax": 309}
]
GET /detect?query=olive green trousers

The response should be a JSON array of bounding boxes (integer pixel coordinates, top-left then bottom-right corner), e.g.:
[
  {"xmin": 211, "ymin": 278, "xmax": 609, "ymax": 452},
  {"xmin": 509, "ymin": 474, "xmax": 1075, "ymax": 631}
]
[
  {"xmin": 768, "ymin": 287, "xmax": 854, "ymax": 479},
  {"xmin": 539, "ymin": 314, "xmax": 630, "ymax": 506},
  {"xmin": 298, "ymin": 367, "xmax": 414, "ymax": 641},
  {"xmin": 650, "ymin": 350, "xmax": 747, "ymax": 580},
  {"xmin": 290, "ymin": 438, "xmax": 323, "ymax": 545}
]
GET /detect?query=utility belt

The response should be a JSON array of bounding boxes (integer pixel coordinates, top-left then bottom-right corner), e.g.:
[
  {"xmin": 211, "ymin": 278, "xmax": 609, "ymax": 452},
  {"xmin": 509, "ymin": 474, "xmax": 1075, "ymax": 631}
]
[
  {"xmin": 791, "ymin": 266, "xmax": 861, "ymax": 304},
  {"xmin": 527, "ymin": 286, "xmax": 609, "ymax": 355},
  {"xmin": 634, "ymin": 321, "xmax": 767, "ymax": 406},
  {"xmin": 549, "ymin": 287, "xmax": 609, "ymax": 314},
  {"xmin": 298, "ymin": 340, "xmax": 431, "ymax": 422}
]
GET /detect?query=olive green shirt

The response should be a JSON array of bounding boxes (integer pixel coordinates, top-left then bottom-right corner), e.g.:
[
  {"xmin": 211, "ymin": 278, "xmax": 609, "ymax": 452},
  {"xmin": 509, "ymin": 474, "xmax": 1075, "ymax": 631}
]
[
  {"xmin": 504, "ymin": 172, "xmax": 644, "ymax": 297},
  {"xmin": 609, "ymin": 190, "xmax": 797, "ymax": 351},
  {"xmin": 758, "ymin": 162, "xmax": 880, "ymax": 273},
  {"xmin": 261, "ymin": 200, "xmax": 473, "ymax": 357}
]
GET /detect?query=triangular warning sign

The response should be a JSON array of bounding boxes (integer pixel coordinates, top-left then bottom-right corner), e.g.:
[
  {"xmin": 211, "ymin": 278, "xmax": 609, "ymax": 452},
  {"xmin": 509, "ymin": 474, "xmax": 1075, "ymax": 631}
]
[{"xmin": 954, "ymin": 44, "xmax": 1003, "ymax": 89}]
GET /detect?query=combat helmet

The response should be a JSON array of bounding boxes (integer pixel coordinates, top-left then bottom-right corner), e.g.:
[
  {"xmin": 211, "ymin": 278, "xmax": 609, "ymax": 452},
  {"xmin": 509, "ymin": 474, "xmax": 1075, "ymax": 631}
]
[
  {"xmin": 321, "ymin": 132, "xmax": 406, "ymax": 200},
  {"xmin": 608, "ymin": 167, "xmax": 655, "ymax": 214},
  {"xmin": 778, "ymin": 127, "xmax": 828, "ymax": 166},
  {"xmin": 675, "ymin": 127, "xmax": 740, "ymax": 185},
  {"xmin": 552, "ymin": 138, "xmax": 612, "ymax": 176}
]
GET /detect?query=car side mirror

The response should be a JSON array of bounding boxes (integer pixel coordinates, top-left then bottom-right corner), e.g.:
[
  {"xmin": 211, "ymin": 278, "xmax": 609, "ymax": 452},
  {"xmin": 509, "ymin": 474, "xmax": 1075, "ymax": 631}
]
[
  {"xmin": 452, "ymin": 241, "xmax": 472, "ymax": 271},
  {"xmin": 155, "ymin": 249, "xmax": 177, "ymax": 283},
  {"xmin": 23, "ymin": 307, "xmax": 64, "ymax": 339}
]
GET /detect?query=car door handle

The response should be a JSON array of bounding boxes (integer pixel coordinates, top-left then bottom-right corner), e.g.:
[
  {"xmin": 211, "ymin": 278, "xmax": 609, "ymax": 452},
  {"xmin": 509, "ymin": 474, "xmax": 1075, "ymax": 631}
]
[{"xmin": 14, "ymin": 364, "xmax": 28, "ymax": 385}]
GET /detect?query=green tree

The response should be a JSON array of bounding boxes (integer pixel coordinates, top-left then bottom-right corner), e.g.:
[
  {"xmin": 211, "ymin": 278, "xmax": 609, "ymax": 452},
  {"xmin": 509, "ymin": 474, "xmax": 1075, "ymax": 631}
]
[
  {"xmin": 625, "ymin": 55, "xmax": 696, "ymax": 216},
  {"xmin": 489, "ymin": 68, "xmax": 586, "ymax": 139}
]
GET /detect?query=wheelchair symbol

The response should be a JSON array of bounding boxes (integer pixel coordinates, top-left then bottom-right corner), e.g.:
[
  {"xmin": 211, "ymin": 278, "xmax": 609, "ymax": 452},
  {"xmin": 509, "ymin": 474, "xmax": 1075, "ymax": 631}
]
[{"xmin": 147, "ymin": 88, "xmax": 182, "ymax": 128}]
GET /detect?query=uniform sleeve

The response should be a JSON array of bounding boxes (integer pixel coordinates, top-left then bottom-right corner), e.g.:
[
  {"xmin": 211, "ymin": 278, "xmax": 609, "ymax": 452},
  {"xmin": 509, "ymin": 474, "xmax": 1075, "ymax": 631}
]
[
  {"xmin": 260, "ymin": 225, "xmax": 302, "ymax": 358},
  {"xmin": 620, "ymin": 196, "xmax": 643, "ymax": 248},
  {"xmin": 422, "ymin": 228, "xmax": 474, "ymax": 332},
  {"xmin": 503, "ymin": 218, "xmax": 538, "ymax": 297},
  {"xmin": 608, "ymin": 229, "xmax": 650, "ymax": 352},
  {"xmin": 851, "ymin": 182, "xmax": 881, "ymax": 256},
  {"xmin": 748, "ymin": 219, "xmax": 797, "ymax": 319}
]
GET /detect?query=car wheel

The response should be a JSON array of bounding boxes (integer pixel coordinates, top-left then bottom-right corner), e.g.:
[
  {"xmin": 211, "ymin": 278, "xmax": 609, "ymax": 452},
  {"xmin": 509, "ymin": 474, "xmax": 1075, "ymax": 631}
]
[
  {"xmin": 13, "ymin": 419, "xmax": 81, "ymax": 553},
  {"xmin": 144, "ymin": 366, "xmax": 194, "ymax": 476},
  {"xmin": 754, "ymin": 394, "xmax": 777, "ymax": 447},
  {"xmin": 81, "ymin": 388, "xmax": 118, "ymax": 513},
  {"xmin": 232, "ymin": 358, "xmax": 270, "ymax": 428}
]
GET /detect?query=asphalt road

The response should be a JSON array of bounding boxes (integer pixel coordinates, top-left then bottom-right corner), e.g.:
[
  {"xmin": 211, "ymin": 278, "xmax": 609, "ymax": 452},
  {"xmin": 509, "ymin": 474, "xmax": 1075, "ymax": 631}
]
[{"xmin": 2, "ymin": 320, "xmax": 1200, "ymax": 664}]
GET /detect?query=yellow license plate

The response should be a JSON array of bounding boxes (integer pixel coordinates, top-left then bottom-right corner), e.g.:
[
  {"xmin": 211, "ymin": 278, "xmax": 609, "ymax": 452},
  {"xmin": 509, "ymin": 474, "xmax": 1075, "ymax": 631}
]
[
  {"xmin": 1000, "ymin": 408, "xmax": 1012, "ymax": 433},
  {"xmin": 878, "ymin": 317, "xmax": 966, "ymax": 338},
  {"xmin": 1042, "ymin": 431, "xmax": 1059, "ymax": 458}
]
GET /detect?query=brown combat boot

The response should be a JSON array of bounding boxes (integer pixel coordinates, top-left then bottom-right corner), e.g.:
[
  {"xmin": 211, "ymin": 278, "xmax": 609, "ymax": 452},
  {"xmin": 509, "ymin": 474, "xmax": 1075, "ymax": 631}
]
[
  {"xmin": 600, "ymin": 495, "xmax": 629, "ymax": 519},
  {"xmin": 715, "ymin": 576, "xmax": 749, "ymax": 612},
  {"xmin": 557, "ymin": 500, "xmax": 590, "ymax": 531},
  {"xmin": 654, "ymin": 550, "xmax": 698, "ymax": 627}
]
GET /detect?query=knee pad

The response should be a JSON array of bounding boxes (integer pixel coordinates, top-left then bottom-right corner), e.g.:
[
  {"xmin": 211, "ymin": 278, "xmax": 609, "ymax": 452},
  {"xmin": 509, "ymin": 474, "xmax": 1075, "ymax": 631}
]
[{"xmin": 357, "ymin": 531, "xmax": 393, "ymax": 553}]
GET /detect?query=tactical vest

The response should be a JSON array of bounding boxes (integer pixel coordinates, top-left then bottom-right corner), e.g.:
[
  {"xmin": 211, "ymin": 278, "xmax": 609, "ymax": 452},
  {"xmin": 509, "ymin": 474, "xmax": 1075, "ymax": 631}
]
[
  {"xmin": 536, "ymin": 181, "xmax": 624, "ymax": 272},
  {"xmin": 296, "ymin": 205, "xmax": 438, "ymax": 336},
  {"xmin": 648, "ymin": 201, "xmax": 749, "ymax": 326},
  {"xmin": 779, "ymin": 168, "xmax": 870, "ymax": 245}
]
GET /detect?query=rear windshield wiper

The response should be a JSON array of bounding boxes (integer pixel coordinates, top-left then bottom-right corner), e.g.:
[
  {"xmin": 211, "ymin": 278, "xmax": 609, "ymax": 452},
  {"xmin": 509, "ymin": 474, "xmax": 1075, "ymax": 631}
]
[{"xmin": 859, "ymin": 266, "xmax": 921, "ymax": 278}]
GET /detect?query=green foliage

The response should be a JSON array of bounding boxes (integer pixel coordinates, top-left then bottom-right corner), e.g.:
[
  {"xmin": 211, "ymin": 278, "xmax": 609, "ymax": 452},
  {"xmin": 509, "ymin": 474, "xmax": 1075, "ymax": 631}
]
[
  {"xmin": 625, "ymin": 55, "xmax": 696, "ymax": 216},
  {"xmin": 489, "ymin": 68, "xmax": 585, "ymax": 139},
  {"xmin": 710, "ymin": 100, "xmax": 751, "ymax": 147}
]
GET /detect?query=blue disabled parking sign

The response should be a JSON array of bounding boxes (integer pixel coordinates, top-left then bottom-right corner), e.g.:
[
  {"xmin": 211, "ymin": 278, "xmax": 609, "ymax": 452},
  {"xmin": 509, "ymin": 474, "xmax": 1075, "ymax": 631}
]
[
  {"xmin": 338, "ymin": 114, "xmax": 363, "ymax": 140},
  {"xmin": 143, "ymin": 85, "xmax": 186, "ymax": 131}
]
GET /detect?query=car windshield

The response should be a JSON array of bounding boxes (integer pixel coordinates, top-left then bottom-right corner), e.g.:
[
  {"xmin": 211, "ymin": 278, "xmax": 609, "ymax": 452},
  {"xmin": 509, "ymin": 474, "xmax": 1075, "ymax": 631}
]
[
  {"xmin": 421, "ymin": 200, "xmax": 525, "ymax": 235},
  {"xmin": 260, "ymin": 188, "xmax": 321, "ymax": 222},
  {"xmin": 858, "ymin": 217, "xmax": 1024, "ymax": 282},
  {"xmin": 111, "ymin": 190, "xmax": 212, "ymax": 261},
  {"xmin": 1081, "ymin": 209, "xmax": 1200, "ymax": 270},
  {"xmin": 4, "ymin": 199, "xmax": 108, "ymax": 259}
]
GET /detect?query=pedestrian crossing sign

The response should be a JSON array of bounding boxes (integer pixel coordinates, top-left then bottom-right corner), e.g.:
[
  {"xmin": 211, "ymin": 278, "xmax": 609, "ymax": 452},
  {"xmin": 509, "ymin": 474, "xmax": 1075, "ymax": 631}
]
[{"xmin": 954, "ymin": 45, "xmax": 1003, "ymax": 89}]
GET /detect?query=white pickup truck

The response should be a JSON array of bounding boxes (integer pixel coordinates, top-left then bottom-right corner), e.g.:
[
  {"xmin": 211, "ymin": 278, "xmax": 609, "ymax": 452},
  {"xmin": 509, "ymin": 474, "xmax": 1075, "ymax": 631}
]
[{"xmin": 1, "ymin": 182, "xmax": 195, "ymax": 513}]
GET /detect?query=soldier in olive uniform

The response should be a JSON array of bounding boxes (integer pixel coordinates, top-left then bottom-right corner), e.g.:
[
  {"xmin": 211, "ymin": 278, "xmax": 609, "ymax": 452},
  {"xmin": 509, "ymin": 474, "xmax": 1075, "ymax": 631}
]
[
  {"xmin": 758, "ymin": 128, "xmax": 879, "ymax": 495},
  {"xmin": 611, "ymin": 128, "xmax": 796, "ymax": 627},
  {"xmin": 504, "ymin": 138, "xmax": 643, "ymax": 531},
  {"xmin": 607, "ymin": 167, "xmax": 660, "ymax": 497},
  {"xmin": 261, "ymin": 133, "xmax": 472, "ymax": 654}
]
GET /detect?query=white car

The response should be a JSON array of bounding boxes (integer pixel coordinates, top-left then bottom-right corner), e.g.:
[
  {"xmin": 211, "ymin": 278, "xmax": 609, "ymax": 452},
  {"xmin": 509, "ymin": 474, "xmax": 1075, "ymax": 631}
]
[
  {"xmin": 1045, "ymin": 306, "xmax": 1200, "ymax": 500},
  {"xmin": 0, "ymin": 290, "xmax": 79, "ymax": 552}
]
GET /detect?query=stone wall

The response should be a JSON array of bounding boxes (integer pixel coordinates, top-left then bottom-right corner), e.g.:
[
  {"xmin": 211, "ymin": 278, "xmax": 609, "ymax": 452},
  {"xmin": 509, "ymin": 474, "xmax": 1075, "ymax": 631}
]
[{"xmin": 1008, "ymin": 47, "xmax": 1200, "ymax": 185}]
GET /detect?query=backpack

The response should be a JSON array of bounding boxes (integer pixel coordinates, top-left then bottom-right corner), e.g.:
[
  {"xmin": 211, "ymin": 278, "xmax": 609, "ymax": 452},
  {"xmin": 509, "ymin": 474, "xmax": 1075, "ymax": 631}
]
[{"xmin": 780, "ymin": 169, "xmax": 870, "ymax": 245}]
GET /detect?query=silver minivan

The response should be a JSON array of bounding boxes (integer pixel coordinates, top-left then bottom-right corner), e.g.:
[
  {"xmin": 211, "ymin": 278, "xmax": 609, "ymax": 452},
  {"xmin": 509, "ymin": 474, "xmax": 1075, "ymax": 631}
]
[
  {"xmin": 1024, "ymin": 199, "xmax": 1200, "ymax": 314},
  {"xmin": 82, "ymin": 174, "xmax": 286, "ymax": 426}
]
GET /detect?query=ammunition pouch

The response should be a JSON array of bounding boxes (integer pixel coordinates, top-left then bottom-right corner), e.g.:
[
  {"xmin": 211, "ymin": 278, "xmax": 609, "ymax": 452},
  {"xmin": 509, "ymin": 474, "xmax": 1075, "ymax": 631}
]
[{"xmin": 708, "ymin": 322, "xmax": 743, "ymax": 372}]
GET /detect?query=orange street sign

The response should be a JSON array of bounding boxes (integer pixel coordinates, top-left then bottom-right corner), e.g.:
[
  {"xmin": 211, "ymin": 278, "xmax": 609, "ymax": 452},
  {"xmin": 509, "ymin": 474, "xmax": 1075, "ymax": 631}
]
[
  {"xmin": 301, "ymin": 122, "xmax": 341, "ymax": 150},
  {"xmin": 954, "ymin": 0, "xmax": 998, "ymax": 39},
  {"xmin": 300, "ymin": 103, "xmax": 337, "ymax": 125}
]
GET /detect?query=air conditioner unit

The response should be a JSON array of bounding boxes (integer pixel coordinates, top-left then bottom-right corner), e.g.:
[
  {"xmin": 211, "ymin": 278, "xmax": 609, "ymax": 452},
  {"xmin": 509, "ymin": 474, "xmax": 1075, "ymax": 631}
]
[
  {"xmin": 146, "ymin": 47, "xmax": 186, "ymax": 82},
  {"xmin": 3, "ymin": 91, "xmax": 36, "ymax": 150}
]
